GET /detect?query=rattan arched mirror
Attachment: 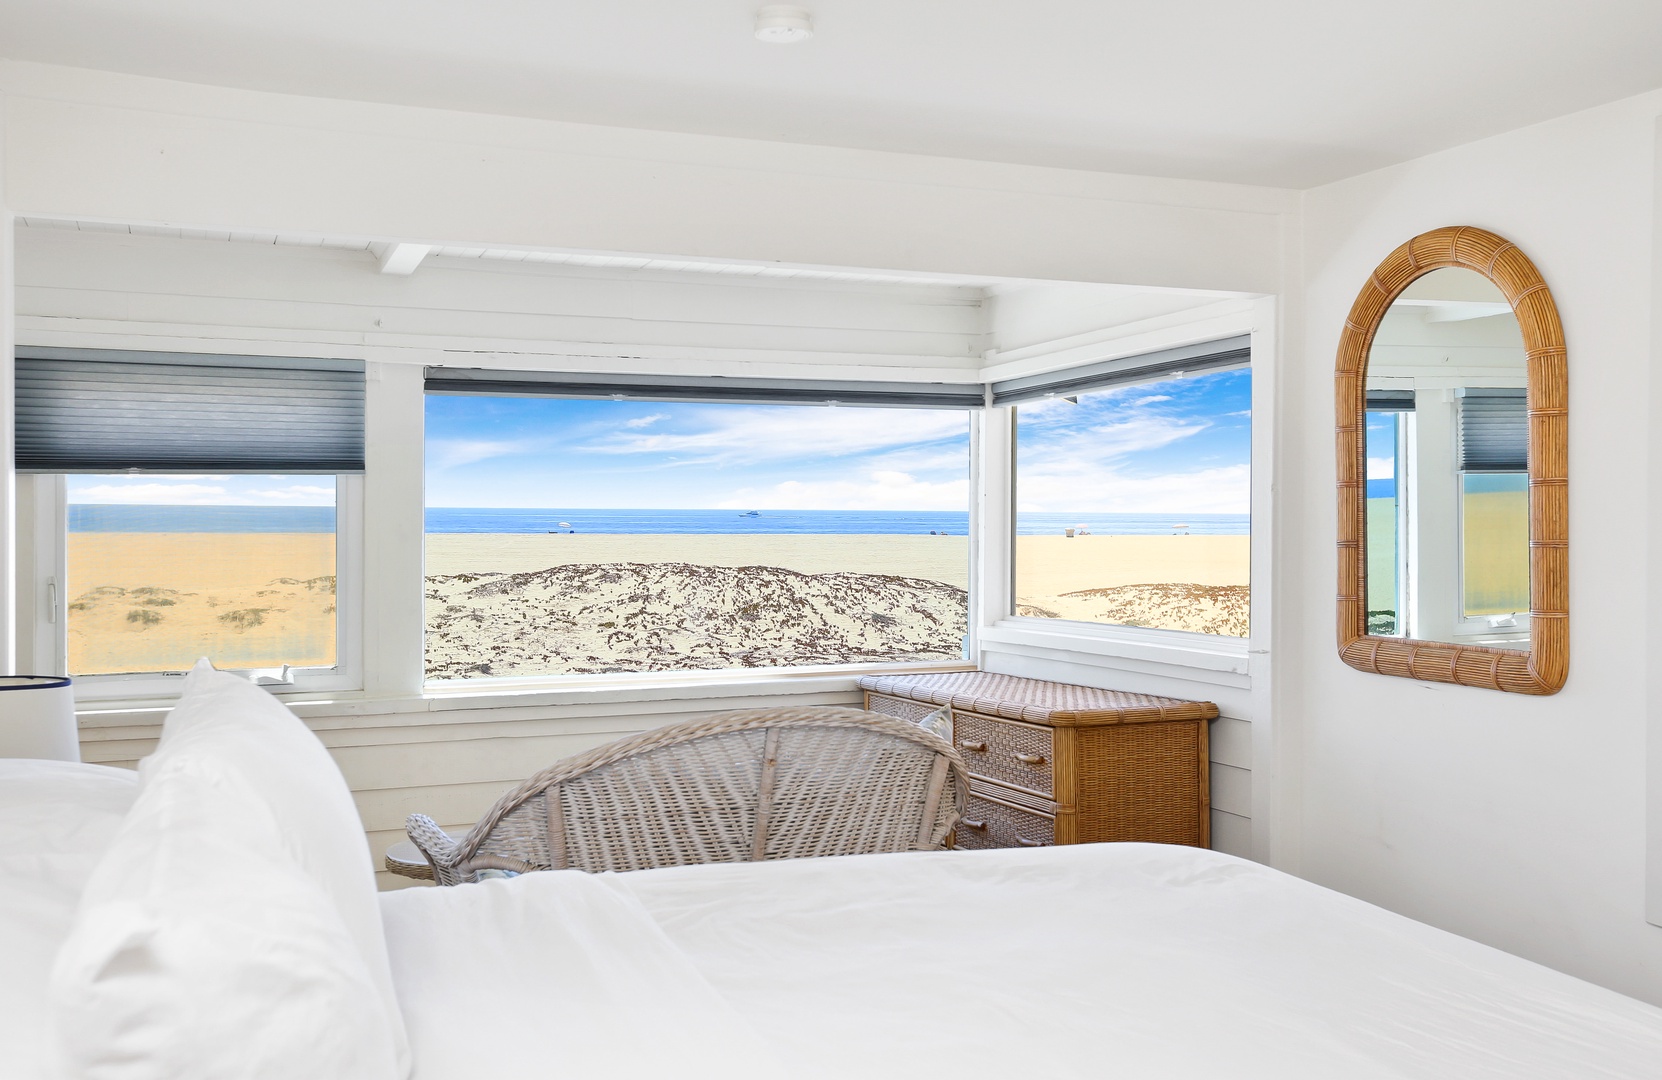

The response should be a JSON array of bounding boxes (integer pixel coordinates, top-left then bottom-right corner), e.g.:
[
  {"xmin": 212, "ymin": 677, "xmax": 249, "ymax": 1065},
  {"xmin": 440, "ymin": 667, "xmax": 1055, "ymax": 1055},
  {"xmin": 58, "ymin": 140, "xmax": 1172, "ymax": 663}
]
[{"xmin": 1336, "ymin": 226, "xmax": 1566, "ymax": 694}]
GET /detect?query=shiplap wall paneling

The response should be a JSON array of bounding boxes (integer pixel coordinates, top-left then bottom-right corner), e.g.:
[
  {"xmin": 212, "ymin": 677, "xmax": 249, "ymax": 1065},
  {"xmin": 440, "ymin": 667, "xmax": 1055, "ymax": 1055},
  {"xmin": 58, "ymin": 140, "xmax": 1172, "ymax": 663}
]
[{"xmin": 14, "ymin": 228, "xmax": 988, "ymax": 377}]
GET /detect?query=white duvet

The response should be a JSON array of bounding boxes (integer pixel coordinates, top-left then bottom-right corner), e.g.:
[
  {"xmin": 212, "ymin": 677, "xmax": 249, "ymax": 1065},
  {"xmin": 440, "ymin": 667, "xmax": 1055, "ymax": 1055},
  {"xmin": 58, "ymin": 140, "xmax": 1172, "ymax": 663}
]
[
  {"xmin": 380, "ymin": 843, "xmax": 1662, "ymax": 1080},
  {"xmin": 0, "ymin": 760, "xmax": 141, "ymax": 1079}
]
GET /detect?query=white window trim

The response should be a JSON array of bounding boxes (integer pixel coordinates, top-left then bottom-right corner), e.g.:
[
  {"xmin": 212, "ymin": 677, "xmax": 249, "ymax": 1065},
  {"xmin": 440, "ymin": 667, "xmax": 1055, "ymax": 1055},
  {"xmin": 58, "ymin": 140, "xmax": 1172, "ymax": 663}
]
[{"xmin": 20, "ymin": 472, "xmax": 364, "ymax": 702}]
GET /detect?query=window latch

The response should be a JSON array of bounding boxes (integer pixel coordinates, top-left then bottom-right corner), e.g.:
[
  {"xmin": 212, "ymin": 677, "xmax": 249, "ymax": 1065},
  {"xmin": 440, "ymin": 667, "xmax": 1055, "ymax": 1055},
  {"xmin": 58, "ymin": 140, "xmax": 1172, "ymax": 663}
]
[{"xmin": 251, "ymin": 664, "xmax": 295, "ymax": 687}]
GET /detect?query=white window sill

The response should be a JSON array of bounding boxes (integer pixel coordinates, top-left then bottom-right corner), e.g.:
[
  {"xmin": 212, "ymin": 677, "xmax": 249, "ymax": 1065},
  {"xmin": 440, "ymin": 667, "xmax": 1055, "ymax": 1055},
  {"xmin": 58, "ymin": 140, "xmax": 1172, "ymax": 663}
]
[
  {"xmin": 978, "ymin": 618, "xmax": 1251, "ymax": 685},
  {"xmin": 74, "ymin": 660, "xmax": 978, "ymax": 729}
]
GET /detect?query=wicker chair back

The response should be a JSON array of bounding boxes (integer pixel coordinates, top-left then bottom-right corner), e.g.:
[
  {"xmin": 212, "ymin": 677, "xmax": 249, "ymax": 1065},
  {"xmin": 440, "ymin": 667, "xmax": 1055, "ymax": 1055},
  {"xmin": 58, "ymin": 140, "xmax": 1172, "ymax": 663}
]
[{"xmin": 406, "ymin": 706, "xmax": 968, "ymax": 885}]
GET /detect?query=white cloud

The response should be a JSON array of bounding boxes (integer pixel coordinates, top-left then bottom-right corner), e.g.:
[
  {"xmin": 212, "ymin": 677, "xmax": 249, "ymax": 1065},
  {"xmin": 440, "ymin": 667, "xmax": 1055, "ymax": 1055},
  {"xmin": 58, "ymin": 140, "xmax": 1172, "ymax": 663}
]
[
  {"xmin": 246, "ymin": 485, "xmax": 337, "ymax": 504},
  {"xmin": 622, "ymin": 413, "xmax": 668, "ymax": 429},
  {"xmin": 427, "ymin": 437, "xmax": 546, "ymax": 469},
  {"xmin": 1366, "ymin": 456, "xmax": 1395, "ymax": 480},
  {"xmin": 1015, "ymin": 462, "xmax": 1250, "ymax": 515},
  {"xmin": 584, "ymin": 406, "xmax": 968, "ymax": 465},
  {"xmin": 1019, "ymin": 414, "xmax": 1209, "ymax": 465},
  {"xmin": 1133, "ymin": 394, "xmax": 1173, "ymax": 406},
  {"xmin": 71, "ymin": 483, "xmax": 230, "ymax": 505},
  {"xmin": 68, "ymin": 480, "xmax": 337, "ymax": 506},
  {"xmin": 716, "ymin": 470, "xmax": 970, "ymax": 512}
]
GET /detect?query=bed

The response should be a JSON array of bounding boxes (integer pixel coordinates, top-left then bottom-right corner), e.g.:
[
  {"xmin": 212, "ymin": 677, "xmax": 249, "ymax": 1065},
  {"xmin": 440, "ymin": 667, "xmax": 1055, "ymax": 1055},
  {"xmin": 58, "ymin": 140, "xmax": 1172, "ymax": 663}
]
[{"xmin": 9, "ymin": 663, "xmax": 1662, "ymax": 1079}]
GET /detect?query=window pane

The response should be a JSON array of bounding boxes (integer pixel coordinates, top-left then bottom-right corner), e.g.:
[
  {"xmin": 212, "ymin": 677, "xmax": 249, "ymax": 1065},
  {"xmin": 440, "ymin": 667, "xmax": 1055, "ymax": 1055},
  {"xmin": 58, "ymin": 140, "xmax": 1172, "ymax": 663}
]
[
  {"xmin": 1365, "ymin": 411, "xmax": 1401, "ymax": 635},
  {"xmin": 1012, "ymin": 368, "xmax": 1250, "ymax": 636},
  {"xmin": 424, "ymin": 397, "xmax": 970, "ymax": 679},
  {"xmin": 1462, "ymin": 472, "xmax": 1529, "ymax": 616},
  {"xmin": 66, "ymin": 476, "xmax": 337, "ymax": 675}
]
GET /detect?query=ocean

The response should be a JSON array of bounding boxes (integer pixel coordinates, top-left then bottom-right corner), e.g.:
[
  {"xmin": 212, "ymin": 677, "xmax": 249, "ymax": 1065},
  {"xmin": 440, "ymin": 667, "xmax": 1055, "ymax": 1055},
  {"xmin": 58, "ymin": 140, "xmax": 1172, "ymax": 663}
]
[{"xmin": 70, "ymin": 506, "xmax": 1250, "ymax": 536}]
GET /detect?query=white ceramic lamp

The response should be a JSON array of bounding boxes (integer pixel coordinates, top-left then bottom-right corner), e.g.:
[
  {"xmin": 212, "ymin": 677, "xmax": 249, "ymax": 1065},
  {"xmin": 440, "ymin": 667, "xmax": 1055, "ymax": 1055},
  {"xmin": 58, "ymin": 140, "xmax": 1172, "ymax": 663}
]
[{"xmin": 0, "ymin": 676, "xmax": 79, "ymax": 761}]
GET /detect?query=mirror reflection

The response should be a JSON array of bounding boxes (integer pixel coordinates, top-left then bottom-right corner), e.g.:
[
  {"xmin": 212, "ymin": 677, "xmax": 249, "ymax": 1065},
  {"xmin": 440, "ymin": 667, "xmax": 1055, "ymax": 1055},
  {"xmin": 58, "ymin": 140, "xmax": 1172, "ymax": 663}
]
[{"xmin": 1365, "ymin": 267, "xmax": 1529, "ymax": 650}]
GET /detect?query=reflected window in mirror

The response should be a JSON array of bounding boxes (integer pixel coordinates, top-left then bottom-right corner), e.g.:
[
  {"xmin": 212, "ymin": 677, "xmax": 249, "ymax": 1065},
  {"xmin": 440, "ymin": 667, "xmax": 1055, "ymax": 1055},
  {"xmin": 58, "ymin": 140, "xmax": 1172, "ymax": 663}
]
[
  {"xmin": 1365, "ymin": 390, "xmax": 1412, "ymax": 637},
  {"xmin": 1365, "ymin": 267, "xmax": 1529, "ymax": 650},
  {"xmin": 1457, "ymin": 390, "xmax": 1529, "ymax": 640}
]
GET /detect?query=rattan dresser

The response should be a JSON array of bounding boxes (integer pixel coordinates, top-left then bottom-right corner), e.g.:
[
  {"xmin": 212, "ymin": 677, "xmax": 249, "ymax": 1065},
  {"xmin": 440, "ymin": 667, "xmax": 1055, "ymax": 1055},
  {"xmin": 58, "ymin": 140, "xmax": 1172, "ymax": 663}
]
[{"xmin": 858, "ymin": 671, "xmax": 1216, "ymax": 850}]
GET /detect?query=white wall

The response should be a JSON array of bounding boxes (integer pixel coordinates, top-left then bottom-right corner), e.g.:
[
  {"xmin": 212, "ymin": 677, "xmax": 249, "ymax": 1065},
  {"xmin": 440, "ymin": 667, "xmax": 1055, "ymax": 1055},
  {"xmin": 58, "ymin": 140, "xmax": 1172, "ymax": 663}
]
[{"xmin": 1295, "ymin": 90, "xmax": 1662, "ymax": 1004}]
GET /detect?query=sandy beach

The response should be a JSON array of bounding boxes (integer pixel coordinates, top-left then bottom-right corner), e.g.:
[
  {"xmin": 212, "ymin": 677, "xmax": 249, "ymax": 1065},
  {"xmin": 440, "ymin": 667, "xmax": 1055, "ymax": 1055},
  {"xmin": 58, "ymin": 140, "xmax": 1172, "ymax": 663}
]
[
  {"xmin": 67, "ymin": 533, "xmax": 336, "ymax": 674},
  {"xmin": 425, "ymin": 533, "xmax": 971, "ymax": 588},
  {"xmin": 64, "ymin": 530, "xmax": 1251, "ymax": 677},
  {"xmin": 1015, "ymin": 535, "xmax": 1250, "ymax": 635}
]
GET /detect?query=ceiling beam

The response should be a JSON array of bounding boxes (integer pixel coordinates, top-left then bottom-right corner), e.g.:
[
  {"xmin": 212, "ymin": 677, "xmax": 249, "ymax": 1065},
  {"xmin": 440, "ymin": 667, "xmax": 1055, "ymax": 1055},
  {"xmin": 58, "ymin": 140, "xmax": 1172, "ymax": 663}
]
[{"xmin": 372, "ymin": 242, "xmax": 433, "ymax": 275}]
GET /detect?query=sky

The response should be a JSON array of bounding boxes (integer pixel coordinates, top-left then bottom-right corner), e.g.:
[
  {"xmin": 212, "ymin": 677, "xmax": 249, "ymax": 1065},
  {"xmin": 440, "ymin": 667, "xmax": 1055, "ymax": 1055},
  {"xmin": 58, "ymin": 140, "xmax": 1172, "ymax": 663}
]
[
  {"xmin": 63, "ymin": 369, "xmax": 1252, "ymax": 513},
  {"xmin": 1367, "ymin": 415, "xmax": 1398, "ymax": 488},
  {"xmin": 1013, "ymin": 368, "xmax": 1251, "ymax": 515},
  {"xmin": 64, "ymin": 475, "xmax": 336, "ymax": 506},
  {"xmin": 423, "ymin": 367, "xmax": 1251, "ymax": 514}
]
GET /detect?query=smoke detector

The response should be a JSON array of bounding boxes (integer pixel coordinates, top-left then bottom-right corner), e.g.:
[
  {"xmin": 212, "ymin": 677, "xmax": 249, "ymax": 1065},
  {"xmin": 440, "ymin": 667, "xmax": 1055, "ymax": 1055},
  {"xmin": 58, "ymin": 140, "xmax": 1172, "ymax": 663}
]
[{"xmin": 755, "ymin": 5, "xmax": 814, "ymax": 43}]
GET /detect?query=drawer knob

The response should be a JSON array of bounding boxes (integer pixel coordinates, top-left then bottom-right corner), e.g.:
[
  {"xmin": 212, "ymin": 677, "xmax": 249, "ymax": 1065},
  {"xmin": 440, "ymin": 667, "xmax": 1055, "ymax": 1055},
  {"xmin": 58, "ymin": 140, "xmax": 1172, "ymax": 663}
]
[
  {"xmin": 958, "ymin": 740, "xmax": 988, "ymax": 753},
  {"xmin": 960, "ymin": 818, "xmax": 987, "ymax": 832},
  {"xmin": 1015, "ymin": 836, "xmax": 1050, "ymax": 848},
  {"xmin": 1013, "ymin": 752, "xmax": 1047, "ymax": 767}
]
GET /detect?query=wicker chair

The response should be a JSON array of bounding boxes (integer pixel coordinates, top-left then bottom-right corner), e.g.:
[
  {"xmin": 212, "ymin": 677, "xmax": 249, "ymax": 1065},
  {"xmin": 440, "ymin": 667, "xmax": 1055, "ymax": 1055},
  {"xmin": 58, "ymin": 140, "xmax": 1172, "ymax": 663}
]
[{"xmin": 405, "ymin": 706, "xmax": 969, "ymax": 885}]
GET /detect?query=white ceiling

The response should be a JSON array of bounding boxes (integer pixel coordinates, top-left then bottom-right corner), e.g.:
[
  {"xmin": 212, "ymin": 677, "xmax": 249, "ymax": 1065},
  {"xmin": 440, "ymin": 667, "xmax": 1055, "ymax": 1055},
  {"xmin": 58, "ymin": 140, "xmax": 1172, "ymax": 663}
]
[{"xmin": 3, "ymin": 1, "xmax": 1661, "ymax": 188}]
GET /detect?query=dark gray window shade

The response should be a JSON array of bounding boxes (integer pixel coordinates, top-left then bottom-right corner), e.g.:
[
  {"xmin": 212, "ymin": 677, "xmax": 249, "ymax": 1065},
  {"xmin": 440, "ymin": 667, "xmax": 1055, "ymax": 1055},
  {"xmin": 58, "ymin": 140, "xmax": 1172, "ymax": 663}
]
[
  {"xmin": 15, "ymin": 348, "xmax": 365, "ymax": 473},
  {"xmin": 424, "ymin": 367, "xmax": 985, "ymax": 409},
  {"xmin": 1458, "ymin": 387, "xmax": 1528, "ymax": 472},
  {"xmin": 989, "ymin": 336, "xmax": 1250, "ymax": 406},
  {"xmin": 1366, "ymin": 389, "xmax": 1416, "ymax": 413}
]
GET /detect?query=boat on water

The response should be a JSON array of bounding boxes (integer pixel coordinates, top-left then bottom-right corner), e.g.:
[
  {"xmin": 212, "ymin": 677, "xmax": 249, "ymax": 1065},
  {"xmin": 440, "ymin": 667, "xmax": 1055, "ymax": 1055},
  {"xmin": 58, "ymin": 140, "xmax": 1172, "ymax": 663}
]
[{"xmin": 741, "ymin": 510, "xmax": 760, "ymax": 517}]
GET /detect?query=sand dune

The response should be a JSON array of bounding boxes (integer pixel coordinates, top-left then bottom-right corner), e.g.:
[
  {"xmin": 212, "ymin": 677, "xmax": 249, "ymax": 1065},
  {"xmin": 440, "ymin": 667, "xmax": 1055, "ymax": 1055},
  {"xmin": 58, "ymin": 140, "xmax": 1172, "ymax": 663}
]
[
  {"xmin": 1017, "ymin": 583, "xmax": 1249, "ymax": 637},
  {"xmin": 66, "ymin": 533, "xmax": 336, "ymax": 674},
  {"xmin": 425, "ymin": 561, "xmax": 968, "ymax": 678}
]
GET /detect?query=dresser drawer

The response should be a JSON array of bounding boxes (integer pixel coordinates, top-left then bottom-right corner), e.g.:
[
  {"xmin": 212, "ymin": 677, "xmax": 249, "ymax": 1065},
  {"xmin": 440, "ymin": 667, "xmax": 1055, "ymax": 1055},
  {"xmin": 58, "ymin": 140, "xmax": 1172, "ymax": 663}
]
[
  {"xmin": 955, "ymin": 790, "xmax": 1054, "ymax": 850},
  {"xmin": 952, "ymin": 711, "xmax": 1054, "ymax": 798},
  {"xmin": 864, "ymin": 692, "xmax": 945, "ymax": 725}
]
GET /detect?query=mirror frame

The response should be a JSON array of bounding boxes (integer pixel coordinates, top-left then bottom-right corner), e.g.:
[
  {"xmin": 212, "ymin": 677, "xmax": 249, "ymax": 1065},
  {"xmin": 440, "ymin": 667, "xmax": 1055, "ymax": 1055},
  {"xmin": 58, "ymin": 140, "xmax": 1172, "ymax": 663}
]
[{"xmin": 1335, "ymin": 226, "xmax": 1567, "ymax": 694}]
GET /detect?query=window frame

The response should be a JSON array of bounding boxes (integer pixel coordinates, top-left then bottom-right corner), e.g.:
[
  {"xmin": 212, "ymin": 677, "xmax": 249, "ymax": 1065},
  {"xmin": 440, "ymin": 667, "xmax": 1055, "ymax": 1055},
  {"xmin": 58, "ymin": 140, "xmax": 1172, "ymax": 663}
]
[
  {"xmin": 19, "ymin": 471, "xmax": 365, "ymax": 700},
  {"xmin": 998, "ymin": 349, "xmax": 1254, "ymax": 649},
  {"xmin": 967, "ymin": 302, "xmax": 1269, "ymax": 692},
  {"xmin": 417, "ymin": 389, "xmax": 980, "ymax": 686}
]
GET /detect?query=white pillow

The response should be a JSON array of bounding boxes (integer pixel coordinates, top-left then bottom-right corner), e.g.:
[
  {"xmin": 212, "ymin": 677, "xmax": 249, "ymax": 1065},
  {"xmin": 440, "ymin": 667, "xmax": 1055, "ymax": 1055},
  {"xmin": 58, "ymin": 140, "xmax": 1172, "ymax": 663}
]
[
  {"xmin": 147, "ymin": 659, "xmax": 411, "ymax": 1075},
  {"xmin": 51, "ymin": 753, "xmax": 401, "ymax": 1079}
]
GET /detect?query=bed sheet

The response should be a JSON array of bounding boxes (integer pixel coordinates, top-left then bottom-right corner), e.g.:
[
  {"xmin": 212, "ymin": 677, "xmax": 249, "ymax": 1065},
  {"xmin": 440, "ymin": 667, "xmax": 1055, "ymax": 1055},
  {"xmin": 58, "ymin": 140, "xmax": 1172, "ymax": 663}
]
[
  {"xmin": 381, "ymin": 864, "xmax": 797, "ymax": 1080},
  {"xmin": 384, "ymin": 843, "xmax": 1662, "ymax": 1080}
]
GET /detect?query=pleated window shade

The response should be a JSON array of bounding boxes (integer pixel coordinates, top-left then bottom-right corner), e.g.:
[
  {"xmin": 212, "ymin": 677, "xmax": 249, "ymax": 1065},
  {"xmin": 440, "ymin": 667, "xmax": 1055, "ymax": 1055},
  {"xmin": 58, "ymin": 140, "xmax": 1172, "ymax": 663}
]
[
  {"xmin": 1365, "ymin": 389, "xmax": 1416, "ymax": 413},
  {"xmin": 989, "ymin": 336, "xmax": 1250, "ymax": 406},
  {"xmin": 423, "ymin": 367, "xmax": 986, "ymax": 409},
  {"xmin": 14, "ymin": 348, "xmax": 365, "ymax": 473},
  {"xmin": 1457, "ymin": 388, "xmax": 1528, "ymax": 473}
]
